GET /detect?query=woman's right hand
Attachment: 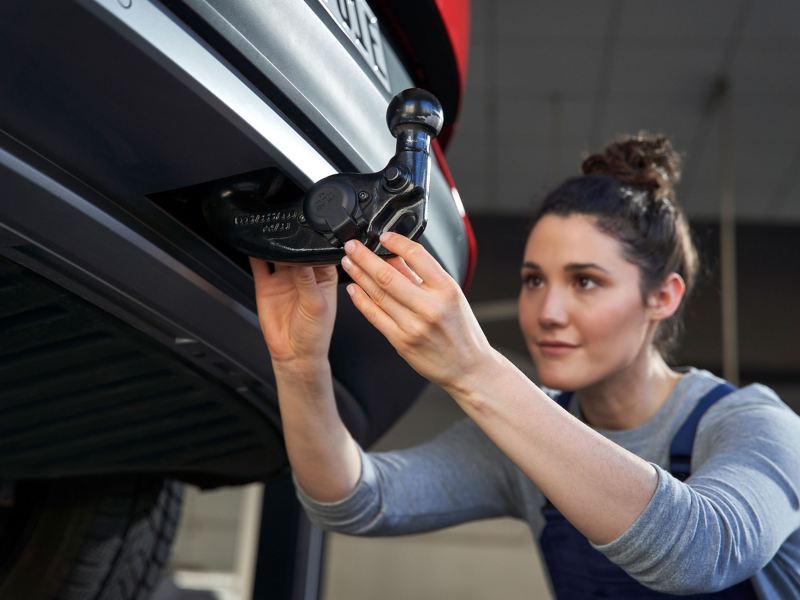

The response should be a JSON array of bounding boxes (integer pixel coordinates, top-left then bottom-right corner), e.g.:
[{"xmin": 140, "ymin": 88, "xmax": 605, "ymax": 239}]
[
  {"xmin": 249, "ymin": 252, "xmax": 419, "ymax": 502},
  {"xmin": 250, "ymin": 258, "xmax": 361, "ymax": 502},
  {"xmin": 249, "ymin": 258, "xmax": 339, "ymax": 369}
]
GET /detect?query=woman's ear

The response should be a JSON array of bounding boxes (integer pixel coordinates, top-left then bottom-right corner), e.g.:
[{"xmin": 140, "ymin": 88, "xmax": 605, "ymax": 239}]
[{"xmin": 646, "ymin": 273, "xmax": 686, "ymax": 321}]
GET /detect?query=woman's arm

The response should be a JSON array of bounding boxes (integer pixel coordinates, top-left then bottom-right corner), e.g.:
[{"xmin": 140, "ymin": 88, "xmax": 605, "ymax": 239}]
[
  {"xmin": 596, "ymin": 393, "xmax": 800, "ymax": 593},
  {"xmin": 272, "ymin": 359, "xmax": 362, "ymax": 502},
  {"xmin": 340, "ymin": 233, "xmax": 657, "ymax": 544},
  {"xmin": 250, "ymin": 253, "xmax": 498, "ymax": 507},
  {"xmin": 251, "ymin": 257, "xmax": 521, "ymax": 534},
  {"xmin": 249, "ymin": 259, "xmax": 360, "ymax": 501},
  {"xmin": 297, "ymin": 417, "xmax": 524, "ymax": 536},
  {"xmin": 450, "ymin": 348, "xmax": 658, "ymax": 545}
]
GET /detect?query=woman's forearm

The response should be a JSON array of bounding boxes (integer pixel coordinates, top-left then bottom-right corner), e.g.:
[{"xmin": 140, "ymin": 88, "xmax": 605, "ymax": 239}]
[
  {"xmin": 445, "ymin": 348, "xmax": 657, "ymax": 545},
  {"xmin": 335, "ymin": 234, "xmax": 656, "ymax": 542},
  {"xmin": 273, "ymin": 359, "xmax": 361, "ymax": 502}
]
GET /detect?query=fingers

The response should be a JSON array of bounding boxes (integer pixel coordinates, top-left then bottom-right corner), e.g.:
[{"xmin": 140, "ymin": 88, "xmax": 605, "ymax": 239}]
[
  {"xmin": 346, "ymin": 283, "xmax": 403, "ymax": 340},
  {"xmin": 386, "ymin": 256, "xmax": 423, "ymax": 285},
  {"xmin": 289, "ymin": 266, "xmax": 333, "ymax": 310},
  {"xmin": 342, "ymin": 251, "xmax": 417, "ymax": 321},
  {"xmin": 289, "ymin": 265, "xmax": 315, "ymax": 286},
  {"xmin": 249, "ymin": 256, "xmax": 269, "ymax": 280},
  {"xmin": 376, "ymin": 232, "xmax": 450, "ymax": 287},
  {"xmin": 314, "ymin": 265, "xmax": 339, "ymax": 285},
  {"xmin": 249, "ymin": 258, "xmax": 333, "ymax": 304},
  {"xmin": 342, "ymin": 238, "xmax": 428, "ymax": 309},
  {"xmin": 249, "ymin": 257, "xmax": 273, "ymax": 297}
]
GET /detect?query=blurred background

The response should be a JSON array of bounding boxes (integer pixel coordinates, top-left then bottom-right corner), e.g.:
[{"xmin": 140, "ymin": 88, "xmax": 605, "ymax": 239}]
[{"xmin": 170, "ymin": 1, "xmax": 800, "ymax": 598}]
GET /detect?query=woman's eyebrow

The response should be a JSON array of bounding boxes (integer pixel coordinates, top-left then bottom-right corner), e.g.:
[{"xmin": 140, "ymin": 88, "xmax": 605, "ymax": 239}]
[
  {"xmin": 521, "ymin": 261, "xmax": 610, "ymax": 274},
  {"xmin": 564, "ymin": 262, "xmax": 611, "ymax": 274}
]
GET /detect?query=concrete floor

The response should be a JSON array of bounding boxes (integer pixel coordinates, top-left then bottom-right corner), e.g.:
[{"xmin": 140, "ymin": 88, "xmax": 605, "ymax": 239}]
[{"xmin": 323, "ymin": 518, "xmax": 551, "ymax": 599}]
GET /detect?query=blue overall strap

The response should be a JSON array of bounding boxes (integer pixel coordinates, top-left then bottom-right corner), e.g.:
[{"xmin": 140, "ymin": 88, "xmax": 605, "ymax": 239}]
[
  {"xmin": 554, "ymin": 391, "xmax": 573, "ymax": 410},
  {"xmin": 541, "ymin": 392, "xmax": 574, "ymax": 514},
  {"xmin": 669, "ymin": 382, "xmax": 737, "ymax": 481}
]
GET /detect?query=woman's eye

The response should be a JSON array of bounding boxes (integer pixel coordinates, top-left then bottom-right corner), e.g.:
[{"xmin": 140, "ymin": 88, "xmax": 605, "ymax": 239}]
[
  {"xmin": 576, "ymin": 276, "xmax": 597, "ymax": 290},
  {"xmin": 522, "ymin": 274, "xmax": 543, "ymax": 289}
]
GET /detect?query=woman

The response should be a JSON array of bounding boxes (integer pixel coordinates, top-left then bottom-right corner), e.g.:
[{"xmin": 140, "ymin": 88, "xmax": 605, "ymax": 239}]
[{"xmin": 250, "ymin": 134, "xmax": 800, "ymax": 598}]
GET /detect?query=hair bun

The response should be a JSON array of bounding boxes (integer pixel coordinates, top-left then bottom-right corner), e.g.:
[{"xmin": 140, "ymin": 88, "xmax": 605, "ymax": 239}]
[{"xmin": 581, "ymin": 132, "xmax": 681, "ymax": 201}]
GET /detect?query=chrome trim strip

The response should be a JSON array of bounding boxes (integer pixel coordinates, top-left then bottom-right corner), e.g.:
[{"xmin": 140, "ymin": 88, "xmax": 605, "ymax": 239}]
[{"xmin": 79, "ymin": 0, "xmax": 337, "ymax": 188}]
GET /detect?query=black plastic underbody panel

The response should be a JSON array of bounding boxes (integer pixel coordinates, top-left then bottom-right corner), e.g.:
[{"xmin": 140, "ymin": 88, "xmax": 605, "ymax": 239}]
[{"xmin": 0, "ymin": 254, "xmax": 284, "ymax": 484}]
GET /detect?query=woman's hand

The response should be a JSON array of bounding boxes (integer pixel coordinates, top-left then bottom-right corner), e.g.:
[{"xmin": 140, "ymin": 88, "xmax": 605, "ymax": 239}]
[
  {"xmin": 340, "ymin": 232, "xmax": 494, "ymax": 391},
  {"xmin": 249, "ymin": 259, "xmax": 338, "ymax": 368},
  {"xmin": 250, "ymin": 258, "xmax": 361, "ymax": 503}
]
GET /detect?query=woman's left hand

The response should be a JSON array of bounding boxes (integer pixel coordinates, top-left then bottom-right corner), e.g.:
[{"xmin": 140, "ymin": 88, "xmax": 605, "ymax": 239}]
[{"xmin": 341, "ymin": 231, "xmax": 495, "ymax": 392}]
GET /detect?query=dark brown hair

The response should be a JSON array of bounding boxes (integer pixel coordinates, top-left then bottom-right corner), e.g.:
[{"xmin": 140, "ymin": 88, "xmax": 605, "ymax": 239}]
[{"xmin": 530, "ymin": 132, "xmax": 698, "ymax": 358}]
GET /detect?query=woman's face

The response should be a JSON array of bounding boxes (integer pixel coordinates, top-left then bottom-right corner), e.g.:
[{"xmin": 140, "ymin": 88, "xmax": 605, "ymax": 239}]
[{"xmin": 518, "ymin": 213, "xmax": 654, "ymax": 391}]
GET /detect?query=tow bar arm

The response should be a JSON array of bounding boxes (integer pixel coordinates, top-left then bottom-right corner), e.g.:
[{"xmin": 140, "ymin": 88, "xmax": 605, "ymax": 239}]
[{"xmin": 202, "ymin": 88, "xmax": 444, "ymax": 264}]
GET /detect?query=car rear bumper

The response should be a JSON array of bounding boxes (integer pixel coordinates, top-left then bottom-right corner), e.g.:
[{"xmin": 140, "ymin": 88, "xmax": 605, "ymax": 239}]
[{"xmin": 0, "ymin": 0, "xmax": 467, "ymax": 484}]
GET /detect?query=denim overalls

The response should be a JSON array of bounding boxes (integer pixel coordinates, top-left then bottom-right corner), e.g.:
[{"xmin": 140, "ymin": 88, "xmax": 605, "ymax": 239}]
[{"xmin": 540, "ymin": 383, "xmax": 758, "ymax": 599}]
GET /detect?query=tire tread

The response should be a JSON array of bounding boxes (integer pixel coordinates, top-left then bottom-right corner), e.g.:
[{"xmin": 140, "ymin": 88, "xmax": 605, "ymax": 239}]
[{"xmin": 56, "ymin": 477, "xmax": 183, "ymax": 600}]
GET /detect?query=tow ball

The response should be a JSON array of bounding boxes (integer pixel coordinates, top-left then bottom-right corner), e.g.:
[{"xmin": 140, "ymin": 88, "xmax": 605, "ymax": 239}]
[{"xmin": 202, "ymin": 88, "xmax": 444, "ymax": 264}]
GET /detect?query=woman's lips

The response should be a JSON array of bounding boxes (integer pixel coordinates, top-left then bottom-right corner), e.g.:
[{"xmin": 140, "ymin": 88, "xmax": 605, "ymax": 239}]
[{"xmin": 537, "ymin": 341, "xmax": 579, "ymax": 356}]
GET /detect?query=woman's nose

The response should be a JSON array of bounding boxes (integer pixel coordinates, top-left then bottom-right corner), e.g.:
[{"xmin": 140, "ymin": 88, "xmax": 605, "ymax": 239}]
[{"xmin": 538, "ymin": 287, "xmax": 569, "ymax": 328}]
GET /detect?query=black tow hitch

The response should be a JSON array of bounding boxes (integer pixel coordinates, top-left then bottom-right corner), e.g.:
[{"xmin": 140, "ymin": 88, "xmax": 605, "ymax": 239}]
[{"xmin": 202, "ymin": 88, "xmax": 443, "ymax": 264}]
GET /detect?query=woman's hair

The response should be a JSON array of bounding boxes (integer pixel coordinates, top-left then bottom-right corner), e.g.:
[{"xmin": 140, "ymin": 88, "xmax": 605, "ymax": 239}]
[{"xmin": 530, "ymin": 132, "xmax": 698, "ymax": 358}]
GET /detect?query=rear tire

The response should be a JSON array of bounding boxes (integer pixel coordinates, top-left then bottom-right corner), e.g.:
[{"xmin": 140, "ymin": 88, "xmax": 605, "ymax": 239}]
[{"xmin": 0, "ymin": 476, "xmax": 183, "ymax": 600}]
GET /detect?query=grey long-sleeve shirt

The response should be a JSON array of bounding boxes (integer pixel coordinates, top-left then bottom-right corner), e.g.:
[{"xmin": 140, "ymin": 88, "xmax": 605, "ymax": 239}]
[{"xmin": 295, "ymin": 368, "xmax": 800, "ymax": 597}]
